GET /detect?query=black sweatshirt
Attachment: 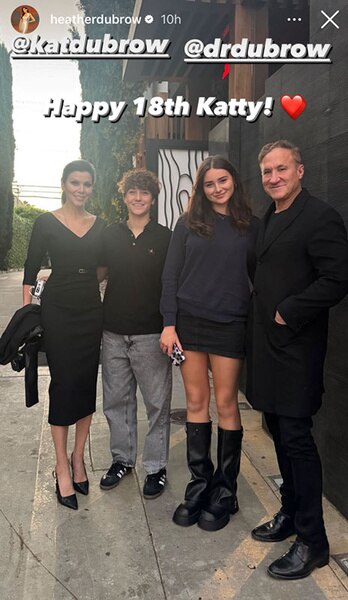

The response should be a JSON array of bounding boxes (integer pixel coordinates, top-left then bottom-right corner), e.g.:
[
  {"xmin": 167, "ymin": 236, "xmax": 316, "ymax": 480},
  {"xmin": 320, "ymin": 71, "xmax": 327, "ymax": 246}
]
[{"xmin": 160, "ymin": 214, "xmax": 259, "ymax": 326}]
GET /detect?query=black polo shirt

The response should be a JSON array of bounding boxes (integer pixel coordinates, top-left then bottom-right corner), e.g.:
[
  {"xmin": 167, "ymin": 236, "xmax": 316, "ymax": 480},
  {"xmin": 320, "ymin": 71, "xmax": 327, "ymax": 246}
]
[{"xmin": 101, "ymin": 220, "xmax": 171, "ymax": 335}]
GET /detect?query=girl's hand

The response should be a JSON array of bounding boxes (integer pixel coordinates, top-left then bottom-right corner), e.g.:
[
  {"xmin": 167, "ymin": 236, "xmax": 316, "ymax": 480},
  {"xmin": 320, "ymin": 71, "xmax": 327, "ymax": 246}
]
[{"xmin": 160, "ymin": 326, "xmax": 182, "ymax": 356}]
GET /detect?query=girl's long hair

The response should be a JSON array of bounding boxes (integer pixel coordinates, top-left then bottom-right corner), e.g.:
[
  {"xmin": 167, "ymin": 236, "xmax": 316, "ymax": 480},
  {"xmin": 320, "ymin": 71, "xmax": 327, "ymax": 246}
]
[{"xmin": 186, "ymin": 155, "xmax": 252, "ymax": 237}]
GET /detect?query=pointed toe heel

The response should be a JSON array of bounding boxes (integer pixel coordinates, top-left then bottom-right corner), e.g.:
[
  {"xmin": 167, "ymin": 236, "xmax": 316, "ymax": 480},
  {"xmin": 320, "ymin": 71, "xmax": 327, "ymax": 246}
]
[
  {"xmin": 53, "ymin": 471, "xmax": 78, "ymax": 510},
  {"xmin": 73, "ymin": 480, "xmax": 89, "ymax": 495},
  {"xmin": 71, "ymin": 453, "xmax": 89, "ymax": 495}
]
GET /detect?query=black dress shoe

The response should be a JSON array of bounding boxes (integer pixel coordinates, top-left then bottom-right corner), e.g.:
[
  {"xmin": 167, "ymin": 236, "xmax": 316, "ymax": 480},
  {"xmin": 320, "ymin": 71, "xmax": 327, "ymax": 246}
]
[
  {"xmin": 251, "ymin": 511, "xmax": 295, "ymax": 542},
  {"xmin": 268, "ymin": 540, "xmax": 329, "ymax": 580},
  {"xmin": 53, "ymin": 472, "xmax": 78, "ymax": 510},
  {"xmin": 71, "ymin": 453, "xmax": 89, "ymax": 495}
]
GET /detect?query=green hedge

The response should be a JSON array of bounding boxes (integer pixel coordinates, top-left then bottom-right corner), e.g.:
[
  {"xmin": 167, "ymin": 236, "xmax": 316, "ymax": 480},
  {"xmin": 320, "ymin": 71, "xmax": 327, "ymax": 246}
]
[
  {"xmin": 7, "ymin": 213, "xmax": 33, "ymax": 269},
  {"xmin": 0, "ymin": 44, "xmax": 15, "ymax": 269},
  {"xmin": 78, "ymin": 0, "xmax": 143, "ymax": 223},
  {"xmin": 7, "ymin": 205, "xmax": 46, "ymax": 270}
]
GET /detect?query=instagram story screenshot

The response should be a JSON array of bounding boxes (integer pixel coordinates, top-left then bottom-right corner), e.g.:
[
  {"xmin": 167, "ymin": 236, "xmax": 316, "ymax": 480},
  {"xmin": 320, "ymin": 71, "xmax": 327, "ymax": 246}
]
[{"xmin": 0, "ymin": 1, "xmax": 348, "ymax": 599}]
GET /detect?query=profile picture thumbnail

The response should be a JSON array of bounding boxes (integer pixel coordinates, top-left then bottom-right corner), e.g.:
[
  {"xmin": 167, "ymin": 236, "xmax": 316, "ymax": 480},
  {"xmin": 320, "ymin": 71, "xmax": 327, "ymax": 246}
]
[{"xmin": 11, "ymin": 5, "xmax": 40, "ymax": 34}]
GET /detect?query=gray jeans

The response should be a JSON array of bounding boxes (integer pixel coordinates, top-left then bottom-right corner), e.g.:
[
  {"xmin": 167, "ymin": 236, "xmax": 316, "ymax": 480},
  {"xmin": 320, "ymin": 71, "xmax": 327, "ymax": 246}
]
[{"xmin": 102, "ymin": 331, "xmax": 172, "ymax": 474}]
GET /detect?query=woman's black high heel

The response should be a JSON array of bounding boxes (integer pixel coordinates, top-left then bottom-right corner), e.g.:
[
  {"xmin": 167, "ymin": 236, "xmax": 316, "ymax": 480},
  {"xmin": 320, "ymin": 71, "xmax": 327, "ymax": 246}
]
[
  {"xmin": 71, "ymin": 453, "xmax": 89, "ymax": 495},
  {"xmin": 53, "ymin": 471, "xmax": 78, "ymax": 510}
]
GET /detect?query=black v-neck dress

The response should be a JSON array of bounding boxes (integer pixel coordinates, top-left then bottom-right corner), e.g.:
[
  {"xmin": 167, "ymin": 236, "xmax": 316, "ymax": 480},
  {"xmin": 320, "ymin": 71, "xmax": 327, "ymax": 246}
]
[{"xmin": 23, "ymin": 212, "xmax": 105, "ymax": 425}]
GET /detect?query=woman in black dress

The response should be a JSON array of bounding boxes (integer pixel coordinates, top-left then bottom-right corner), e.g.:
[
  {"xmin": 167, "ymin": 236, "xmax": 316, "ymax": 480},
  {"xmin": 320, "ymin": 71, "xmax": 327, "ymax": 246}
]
[
  {"xmin": 23, "ymin": 160, "xmax": 105, "ymax": 510},
  {"xmin": 160, "ymin": 156, "xmax": 258, "ymax": 531}
]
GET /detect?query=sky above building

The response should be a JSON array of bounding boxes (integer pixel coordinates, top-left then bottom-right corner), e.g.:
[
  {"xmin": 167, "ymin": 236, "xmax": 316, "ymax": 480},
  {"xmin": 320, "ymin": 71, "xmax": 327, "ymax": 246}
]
[{"xmin": 1, "ymin": 0, "xmax": 83, "ymax": 209}]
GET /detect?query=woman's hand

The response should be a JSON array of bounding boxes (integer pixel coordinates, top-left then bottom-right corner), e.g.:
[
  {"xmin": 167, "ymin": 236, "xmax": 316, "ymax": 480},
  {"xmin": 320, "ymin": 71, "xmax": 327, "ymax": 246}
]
[{"xmin": 160, "ymin": 326, "xmax": 182, "ymax": 356}]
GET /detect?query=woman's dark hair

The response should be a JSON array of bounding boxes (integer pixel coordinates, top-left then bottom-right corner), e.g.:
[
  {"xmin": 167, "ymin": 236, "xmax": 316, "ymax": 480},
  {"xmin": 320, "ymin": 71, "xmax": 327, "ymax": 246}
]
[
  {"xmin": 61, "ymin": 159, "xmax": 96, "ymax": 204},
  {"xmin": 186, "ymin": 155, "xmax": 252, "ymax": 237},
  {"xmin": 22, "ymin": 7, "xmax": 28, "ymax": 14}
]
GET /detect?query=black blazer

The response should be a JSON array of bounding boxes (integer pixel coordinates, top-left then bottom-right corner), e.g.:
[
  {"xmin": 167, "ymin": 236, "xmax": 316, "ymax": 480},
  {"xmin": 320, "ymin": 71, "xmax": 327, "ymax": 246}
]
[{"xmin": 246, "ymin": 188, "xmax": 348, "ymax": 417}]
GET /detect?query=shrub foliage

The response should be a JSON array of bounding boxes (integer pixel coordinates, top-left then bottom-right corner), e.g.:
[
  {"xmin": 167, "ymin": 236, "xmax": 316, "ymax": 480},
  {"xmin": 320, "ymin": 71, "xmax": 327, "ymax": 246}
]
[
  {"xmin": 7, "ymin": 204, "xmax": 46, "ymax": 270},
  {"xmin": 77, "ymin": 0, "xmax": 143, "ymax": 222},
  {"xmin": 0, "ymin": 45, "xmax": 15, "ymax": 269}
]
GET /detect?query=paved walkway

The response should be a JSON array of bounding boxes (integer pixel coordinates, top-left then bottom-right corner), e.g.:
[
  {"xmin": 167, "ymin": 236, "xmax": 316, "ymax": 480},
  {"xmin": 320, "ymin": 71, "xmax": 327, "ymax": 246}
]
[{"xmin": 1, "ymin": 271, "xmax": 347, "ymax": 600}]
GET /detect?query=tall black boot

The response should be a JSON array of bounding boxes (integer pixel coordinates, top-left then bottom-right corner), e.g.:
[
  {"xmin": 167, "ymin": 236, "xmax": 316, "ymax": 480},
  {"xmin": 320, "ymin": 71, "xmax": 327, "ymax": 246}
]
[
  {"xmin": 173, "ymin": 422, "xmax": 214, "ymax": 527},
  {"xmin": 198, "ymin": 427, "xmax": 243, "ymax": 532}
]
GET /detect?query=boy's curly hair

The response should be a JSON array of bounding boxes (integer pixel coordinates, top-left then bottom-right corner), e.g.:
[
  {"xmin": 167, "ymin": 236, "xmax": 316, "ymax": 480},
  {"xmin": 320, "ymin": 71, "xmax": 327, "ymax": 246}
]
[{"xmin": 118, "ymin": 169, "xmax": 160, "ymax": 198}]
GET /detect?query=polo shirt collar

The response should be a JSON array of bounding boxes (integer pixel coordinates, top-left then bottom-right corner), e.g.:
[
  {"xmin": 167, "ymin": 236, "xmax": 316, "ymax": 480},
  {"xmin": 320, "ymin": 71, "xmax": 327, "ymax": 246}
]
[{"xmin": 120, "ymin": 219, "xmax": 156, "ymax": 233}]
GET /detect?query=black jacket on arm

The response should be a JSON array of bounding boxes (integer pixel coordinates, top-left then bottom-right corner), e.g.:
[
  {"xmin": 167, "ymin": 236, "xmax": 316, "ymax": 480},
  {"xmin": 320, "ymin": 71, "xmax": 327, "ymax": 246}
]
[
  {"xmin": 0, "ymin": 304, "xmax": 43, "ymax": 407},
  {"xmin": 246, "ymin": 188, "xmax": 348, "ymax": 417}
]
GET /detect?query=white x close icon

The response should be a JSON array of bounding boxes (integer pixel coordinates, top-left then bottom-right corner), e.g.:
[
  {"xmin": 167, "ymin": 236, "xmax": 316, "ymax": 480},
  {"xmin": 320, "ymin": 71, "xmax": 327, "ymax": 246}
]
[{"xmin": 321, "ymin": 9, "xmax": 340, "ymax": 29}]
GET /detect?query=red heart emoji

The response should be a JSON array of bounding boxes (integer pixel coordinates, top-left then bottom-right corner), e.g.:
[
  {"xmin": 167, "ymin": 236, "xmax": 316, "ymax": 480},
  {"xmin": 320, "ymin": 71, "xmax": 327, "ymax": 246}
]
[{"xmin": 280, "ymin": 95, "xmax": 307, "ymax": 119}]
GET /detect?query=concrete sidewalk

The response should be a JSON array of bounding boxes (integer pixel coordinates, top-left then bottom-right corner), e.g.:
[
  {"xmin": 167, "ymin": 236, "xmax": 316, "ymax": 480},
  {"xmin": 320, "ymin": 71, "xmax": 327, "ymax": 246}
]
[{"xmin": 1, "ymin": 271, "xmax": 348, "ymax": 600}]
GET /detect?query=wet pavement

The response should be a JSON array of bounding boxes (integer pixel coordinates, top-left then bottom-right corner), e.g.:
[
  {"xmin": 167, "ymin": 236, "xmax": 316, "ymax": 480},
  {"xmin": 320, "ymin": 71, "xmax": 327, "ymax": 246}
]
[{"xmin": 1, "ymin": 271, "xmax": 347, "ymax": 600}]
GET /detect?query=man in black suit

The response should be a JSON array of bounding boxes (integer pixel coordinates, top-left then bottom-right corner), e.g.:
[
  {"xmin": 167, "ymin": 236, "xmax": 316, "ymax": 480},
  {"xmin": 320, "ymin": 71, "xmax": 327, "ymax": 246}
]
[{"xmin": 247, "ymin": 140, "xmax": 348, "ymax": 579}]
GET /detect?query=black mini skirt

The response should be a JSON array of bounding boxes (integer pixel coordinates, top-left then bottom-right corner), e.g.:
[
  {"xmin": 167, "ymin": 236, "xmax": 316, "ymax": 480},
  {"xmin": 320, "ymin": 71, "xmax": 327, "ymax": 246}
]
[{"xmin": 176, "ymin": 313, "xmax": 246, "ymax": 359}]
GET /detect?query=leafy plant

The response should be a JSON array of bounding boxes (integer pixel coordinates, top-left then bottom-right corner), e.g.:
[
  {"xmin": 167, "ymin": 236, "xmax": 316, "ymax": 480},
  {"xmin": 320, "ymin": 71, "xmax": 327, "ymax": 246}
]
[
  {"xmin": 77, "ymin": 0, "xmax": 144, "ymax": 223},
  {"xmin": 0, "ymin": 44, "xmax": 15, "ymax": 269},
  {"xmin": 7, "ymin": 205, "xmax": 46, "ymax": 270}
]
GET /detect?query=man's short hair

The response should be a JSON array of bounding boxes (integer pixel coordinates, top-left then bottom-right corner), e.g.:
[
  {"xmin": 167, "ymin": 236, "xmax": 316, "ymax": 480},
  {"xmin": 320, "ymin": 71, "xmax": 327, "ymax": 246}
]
[
  {"xmin": 118, "ymin": 169, "xmax": 160, "ymax": 199},
  {"xmin": 258, "ymin": 140, "xmax": 302, "ymax": 165}
]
